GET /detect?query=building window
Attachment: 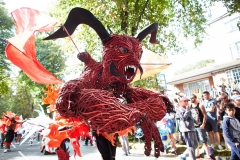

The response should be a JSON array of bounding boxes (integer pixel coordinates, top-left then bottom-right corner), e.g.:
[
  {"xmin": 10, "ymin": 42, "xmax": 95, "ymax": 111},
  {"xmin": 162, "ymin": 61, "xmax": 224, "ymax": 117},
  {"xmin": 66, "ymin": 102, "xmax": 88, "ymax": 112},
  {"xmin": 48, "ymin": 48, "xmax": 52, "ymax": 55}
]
[
  {"xmin": 225, "ymin": 17, "xmax": 240, "ymax": 33},
  {"xmin": 229, "ymin": 42, "xmax": 240, "ymax": 59},
  {"xmin": 183, "ymin": 79, "xmax": 211, "ymax": 98},
  {"xmin": 226, "ymin": 67, "xmax": 240, "ymax": 84}
]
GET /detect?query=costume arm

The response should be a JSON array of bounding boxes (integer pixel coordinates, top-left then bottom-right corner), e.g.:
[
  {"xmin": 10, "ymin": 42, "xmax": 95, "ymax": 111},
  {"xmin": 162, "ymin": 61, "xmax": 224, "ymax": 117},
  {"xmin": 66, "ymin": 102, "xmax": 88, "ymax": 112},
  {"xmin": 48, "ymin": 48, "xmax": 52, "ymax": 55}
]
[
  {"xmin": 124, "ymin": 86, "xmax": 174, "ymax": 121},
  {"xmin": 77, "ymin": 52, "xmax": 98, "ymax": 67}
]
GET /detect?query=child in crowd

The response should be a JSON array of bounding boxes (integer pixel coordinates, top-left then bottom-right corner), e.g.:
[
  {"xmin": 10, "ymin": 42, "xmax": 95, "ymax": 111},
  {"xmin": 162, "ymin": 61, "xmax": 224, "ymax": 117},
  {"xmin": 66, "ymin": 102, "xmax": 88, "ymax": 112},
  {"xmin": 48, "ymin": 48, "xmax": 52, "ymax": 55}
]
[
  {"xmin": 165, "ymin": 112, "xmax": 177, "ymax": 153},
  {"xmin": 157, "ymin": 118, "xmax": 170, "ymax": 155},
  {"xmin": 222, "ymin": 103, "xmax": 240, "ymax": 160}
]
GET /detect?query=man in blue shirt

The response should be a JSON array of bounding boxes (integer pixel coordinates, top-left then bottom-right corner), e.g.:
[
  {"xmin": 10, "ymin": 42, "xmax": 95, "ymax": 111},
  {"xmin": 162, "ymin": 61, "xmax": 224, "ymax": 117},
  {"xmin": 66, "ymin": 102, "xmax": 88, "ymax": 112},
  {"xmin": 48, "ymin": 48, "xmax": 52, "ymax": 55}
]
[{"xmin": 201, "ymin": 91, "xmax": 223, "ymax": 150}]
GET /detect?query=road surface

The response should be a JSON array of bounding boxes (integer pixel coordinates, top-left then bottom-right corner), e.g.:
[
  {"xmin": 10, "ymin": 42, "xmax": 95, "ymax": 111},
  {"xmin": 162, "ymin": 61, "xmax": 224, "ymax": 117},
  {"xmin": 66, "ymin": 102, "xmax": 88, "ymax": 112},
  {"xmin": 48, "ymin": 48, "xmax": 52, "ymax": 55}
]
[{"xmin": 0, "ymin": 140, "xmax": 179, "ymax": 160}]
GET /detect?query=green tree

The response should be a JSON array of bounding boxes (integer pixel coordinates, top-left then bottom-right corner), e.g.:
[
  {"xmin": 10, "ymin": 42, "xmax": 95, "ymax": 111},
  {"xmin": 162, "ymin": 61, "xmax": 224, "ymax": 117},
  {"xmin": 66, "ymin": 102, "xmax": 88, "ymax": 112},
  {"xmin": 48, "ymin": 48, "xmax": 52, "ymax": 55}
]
[
  {"xmin": 0, "ymin": 0, "xmax": 14, "ymax": 94},
  {"xmin": 46, "ymin": 0, "xmax": 216, "ymax": 88},
  {"xmin": 0, "ymin": 34, "xmax": 67, "ymax": 118},
  {"xmin": 214, "ymin": 0, "xmax": 240, "ymax": 14},
  {"xmin": 49, "ymin": 0, "xmax": 213, "ymax": 55},
  {"xmin": 131, "ymin": 74, "xmax": 162, "ymax": 90}
]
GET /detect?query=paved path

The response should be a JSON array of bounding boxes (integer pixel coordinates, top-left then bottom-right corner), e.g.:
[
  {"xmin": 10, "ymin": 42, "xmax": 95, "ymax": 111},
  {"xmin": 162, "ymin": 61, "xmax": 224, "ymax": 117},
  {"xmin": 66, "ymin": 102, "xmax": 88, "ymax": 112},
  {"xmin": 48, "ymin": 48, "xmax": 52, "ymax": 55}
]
[{"xmin": 0, "ymin": 140, "xmax": 180, "ymax": 160}]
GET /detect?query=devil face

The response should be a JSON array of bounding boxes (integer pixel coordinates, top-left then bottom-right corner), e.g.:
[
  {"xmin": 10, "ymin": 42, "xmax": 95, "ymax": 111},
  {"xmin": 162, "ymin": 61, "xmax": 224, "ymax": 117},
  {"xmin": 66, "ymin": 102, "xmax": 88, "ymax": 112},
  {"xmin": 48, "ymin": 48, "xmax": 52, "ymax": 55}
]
[{"xmin": 102, "ymin": 34, "xmax": 143, "ymax": 84}]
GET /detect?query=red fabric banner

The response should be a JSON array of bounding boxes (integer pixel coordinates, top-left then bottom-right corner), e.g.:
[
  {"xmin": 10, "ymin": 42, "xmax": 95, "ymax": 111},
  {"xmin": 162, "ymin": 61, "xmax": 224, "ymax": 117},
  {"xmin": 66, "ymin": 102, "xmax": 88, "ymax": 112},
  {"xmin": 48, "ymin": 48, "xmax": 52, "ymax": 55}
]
[{"xmin": 5, "ymin": 7, "xmax": 63, "ymax": 84}]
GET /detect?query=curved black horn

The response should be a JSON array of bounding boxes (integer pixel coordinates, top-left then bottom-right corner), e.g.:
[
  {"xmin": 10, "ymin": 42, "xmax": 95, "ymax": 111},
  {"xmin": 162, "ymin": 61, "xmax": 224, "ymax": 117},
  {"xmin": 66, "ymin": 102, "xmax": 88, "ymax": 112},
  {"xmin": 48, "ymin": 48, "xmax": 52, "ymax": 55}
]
[
  {"xmin": 44, "ymin": 7, "xmax": 110, "ymax": 43},
  {"xmin": 135, "ymin": 23, "xmax": 159, "ymax": 44}
]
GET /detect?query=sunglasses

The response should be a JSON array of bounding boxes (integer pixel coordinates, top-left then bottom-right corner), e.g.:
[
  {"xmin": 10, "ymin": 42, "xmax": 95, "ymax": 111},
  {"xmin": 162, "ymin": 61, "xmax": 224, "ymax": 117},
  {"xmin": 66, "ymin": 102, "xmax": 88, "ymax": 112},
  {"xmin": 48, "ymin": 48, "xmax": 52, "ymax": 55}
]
[{"xmin": 221, "ymin": 97, "xmax": 227, "ymax": 100}]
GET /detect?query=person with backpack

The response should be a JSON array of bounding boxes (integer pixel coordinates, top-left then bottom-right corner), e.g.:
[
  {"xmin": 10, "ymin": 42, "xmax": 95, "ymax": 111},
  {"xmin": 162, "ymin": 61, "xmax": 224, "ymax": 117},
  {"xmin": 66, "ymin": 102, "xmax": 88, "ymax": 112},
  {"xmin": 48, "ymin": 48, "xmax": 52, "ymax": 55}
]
[{"xmin": 190, "ymin": 94, "xmax": 213, "ymax": 160}]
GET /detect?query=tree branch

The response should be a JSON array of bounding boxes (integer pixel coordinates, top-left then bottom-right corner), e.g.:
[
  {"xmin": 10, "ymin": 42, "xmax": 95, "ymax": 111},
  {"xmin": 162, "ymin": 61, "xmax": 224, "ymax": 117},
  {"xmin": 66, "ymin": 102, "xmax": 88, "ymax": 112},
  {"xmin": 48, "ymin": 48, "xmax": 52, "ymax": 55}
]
[
  {"xmin": 120, "ymin": 0, "xmax": 129, "ymax": 34},
  {"xmin": 134, "ymin": 0, "xmax": 149, "ymax": 36}
]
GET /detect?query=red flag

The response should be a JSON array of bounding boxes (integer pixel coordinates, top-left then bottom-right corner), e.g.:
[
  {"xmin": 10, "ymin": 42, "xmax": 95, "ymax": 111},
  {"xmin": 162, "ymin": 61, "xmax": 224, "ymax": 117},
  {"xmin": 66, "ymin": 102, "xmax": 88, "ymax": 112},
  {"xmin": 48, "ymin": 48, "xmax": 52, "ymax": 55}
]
[{"xmin": 5, "ymin": 7, "xmax": 64, "ymax": 84}]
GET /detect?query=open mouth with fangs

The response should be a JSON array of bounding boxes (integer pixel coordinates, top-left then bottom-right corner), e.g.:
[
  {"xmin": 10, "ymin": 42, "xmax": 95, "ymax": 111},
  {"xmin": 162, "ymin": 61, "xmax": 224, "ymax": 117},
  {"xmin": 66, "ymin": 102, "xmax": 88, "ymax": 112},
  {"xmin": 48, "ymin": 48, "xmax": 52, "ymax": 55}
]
[
  {"xmin": 110, "ymin": 62, "xmax": 139, "ymax": 81},
  {"xmin": 124, "ymin": 65, "xmax": 136, "ymax": 80}
]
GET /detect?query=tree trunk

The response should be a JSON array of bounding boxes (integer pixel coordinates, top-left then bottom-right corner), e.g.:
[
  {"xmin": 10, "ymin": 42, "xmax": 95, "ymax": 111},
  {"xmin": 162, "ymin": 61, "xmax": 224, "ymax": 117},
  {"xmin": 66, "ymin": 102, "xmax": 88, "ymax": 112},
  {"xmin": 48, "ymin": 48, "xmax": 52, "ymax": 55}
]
[{"xmin": 120, "ymin": 0, "xmax": 129, "ymax": 34}]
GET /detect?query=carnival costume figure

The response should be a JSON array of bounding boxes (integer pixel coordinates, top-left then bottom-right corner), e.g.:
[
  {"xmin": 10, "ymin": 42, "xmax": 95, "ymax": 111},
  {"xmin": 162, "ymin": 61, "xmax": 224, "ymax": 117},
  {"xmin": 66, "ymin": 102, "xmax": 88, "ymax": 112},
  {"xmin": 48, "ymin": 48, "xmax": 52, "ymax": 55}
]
[{"xmin": 44, "ymin": 7, "xmax": 174, "ymax": 160}]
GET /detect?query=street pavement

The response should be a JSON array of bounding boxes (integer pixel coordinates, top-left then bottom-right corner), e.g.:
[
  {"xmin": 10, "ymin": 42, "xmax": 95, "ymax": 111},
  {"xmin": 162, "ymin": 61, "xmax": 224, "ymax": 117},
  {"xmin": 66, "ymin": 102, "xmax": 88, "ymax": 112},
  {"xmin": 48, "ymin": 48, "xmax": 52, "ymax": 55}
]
[{"xmin": 0, "ymin": 140, "xmax": 180, "ymax": 160}]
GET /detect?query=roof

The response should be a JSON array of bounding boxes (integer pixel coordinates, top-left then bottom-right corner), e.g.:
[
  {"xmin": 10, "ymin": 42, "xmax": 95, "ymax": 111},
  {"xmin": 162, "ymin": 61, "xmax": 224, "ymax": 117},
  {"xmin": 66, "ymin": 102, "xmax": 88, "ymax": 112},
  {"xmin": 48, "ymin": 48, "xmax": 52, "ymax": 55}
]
[{"xmin": 167, "ymin": 59, "xmax": 240, "ymax": 85}]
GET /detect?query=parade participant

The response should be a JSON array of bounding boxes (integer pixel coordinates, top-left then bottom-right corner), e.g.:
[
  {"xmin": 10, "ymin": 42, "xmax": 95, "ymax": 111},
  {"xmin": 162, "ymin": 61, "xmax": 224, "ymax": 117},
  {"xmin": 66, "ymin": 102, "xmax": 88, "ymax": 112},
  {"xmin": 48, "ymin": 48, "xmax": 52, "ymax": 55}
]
[
  {"xmin": 44, "ymin": 7, "xmax": 173, "ymax": 160},
  {"xmin": 3, "ymin": 116, "xmax": 22, "ymax": 153},
  {"xmin": 0, "ymin": 123, "xmax": 6, "ymax": 149},
  {"xmin": 15, "ymin": 124, "xmax": 24, "ymax": 145},
  {"xmin": 6, "ymin": 7, "xmax": 173, "ymax": 160},
  {"xmin": 177, "ymin": 96, "xmax": 198, "ymax": 160},
  {"xmin": 190, "ymin": 94, "xmax": 212, "ymax": 159},
  {"xmin": 0, "ymin": 129, "xmax": 3, "ymax": 149},
  {"xmin": 222, "ymin": 103, "xmax": 240, "ymax": 160}
]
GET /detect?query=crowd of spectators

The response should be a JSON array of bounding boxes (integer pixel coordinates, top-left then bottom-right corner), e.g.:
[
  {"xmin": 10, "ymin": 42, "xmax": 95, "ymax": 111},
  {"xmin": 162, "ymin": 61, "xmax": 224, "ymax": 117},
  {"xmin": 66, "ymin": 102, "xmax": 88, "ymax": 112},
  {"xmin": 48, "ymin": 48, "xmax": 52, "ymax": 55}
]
[{"xmin": 156, "ymin": 88, "xmax": 240, "ymax": 160}]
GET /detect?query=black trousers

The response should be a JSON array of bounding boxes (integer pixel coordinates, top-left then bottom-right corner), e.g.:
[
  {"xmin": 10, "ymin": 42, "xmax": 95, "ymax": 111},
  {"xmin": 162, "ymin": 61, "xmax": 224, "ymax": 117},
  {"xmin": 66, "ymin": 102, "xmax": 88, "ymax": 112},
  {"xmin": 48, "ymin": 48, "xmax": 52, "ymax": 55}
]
[
  {"xmin": 95, "ymin": 134, "xmax": 117, "ymax": 160},
  {"xmin": 5, "ymin": 129, "xmax": 14, "ymax": 143}
]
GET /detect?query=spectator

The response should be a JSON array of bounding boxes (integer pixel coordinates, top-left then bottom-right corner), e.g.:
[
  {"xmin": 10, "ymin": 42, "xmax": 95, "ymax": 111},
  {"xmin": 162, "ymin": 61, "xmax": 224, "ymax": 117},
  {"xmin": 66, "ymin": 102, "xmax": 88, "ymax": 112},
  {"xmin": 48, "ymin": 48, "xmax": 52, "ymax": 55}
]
[
  {"xmin": 173, "ymin": 98, "xmax": 184, "ymax": 143},
  {"xmin": 231, "ymin": 81, "xmax": 238, "ymax": 91},
  {"xmin": 177, "ymin": 96, "xmax": 198, "ymax": 160},
  {"xmin": 173, "ymin": 98, "xmax": 180, "ymax": 110},
  {"xmin": 157, "ymin": 118, "xmax": 169, "ymax": 155},
  {"xmin": 119, "ymin": 135, "xmax": 130, "ymax": 156},
  {"xmin": 232, "ymin": 89, "xmax": 240, "ymax": 96},
  {"xmin": 165, "ymin": 112, "xmax": 177, "ymax": 153},
  {"xmin": 211, "ymin": 86, "xmax": 218, "ymax": 99},
  {"xmin": 226, "ymin": 84, "xmax": 232, "ymax": 98},
  {"xmin": 84, "ymin": 132, "xmax": 93, "ymax": 146},
  {"xmin": 231, "ymin": 95, "xmax": 240, "ymax": 122},
  {"xmin": 222, "ymin": 103, "xmax": 240, "ymax": 160},
  {"xmin": 190, "ymin": 94, "xmax": 212, "ymax": 159},
  {"xmin": 218, "ymin": 92, "xmax": 230, "ymax": 121},
  {"xmin": 218, "ymin": 83, "xmax": 227, "ymax": 93},
  {"xmin": 201, "ymin": 91, "xmax": 223, "ymax": 150}
]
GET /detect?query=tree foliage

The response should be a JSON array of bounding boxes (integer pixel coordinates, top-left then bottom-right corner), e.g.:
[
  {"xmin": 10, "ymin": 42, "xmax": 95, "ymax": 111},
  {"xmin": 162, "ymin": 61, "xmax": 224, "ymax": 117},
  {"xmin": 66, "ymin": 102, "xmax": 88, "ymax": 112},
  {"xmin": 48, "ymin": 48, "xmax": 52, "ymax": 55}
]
[
  {"xmin": 131, "ymin": 74, "xmax": 160, "ymax": 90},
  {"xmin": 174, "ymin": 59, "xmax": 215, "ymax": 75},
  {"xmin": 49, "ymin": 0, "xmax": 213, "ymax": 56},
  {"xmin": 0, "ymin": 33, "xmax": 67, "ymax": 118},
  {"xmin": 45, "ymin": 0, "xmax": 216, "ymax": 87},
  {"xmin": 0, "ymin": 0, "xmax": 14, "ymax": 94},
  {"xmin": 214, "ymin": 0, "xmax": 240, "ymax": 14}
]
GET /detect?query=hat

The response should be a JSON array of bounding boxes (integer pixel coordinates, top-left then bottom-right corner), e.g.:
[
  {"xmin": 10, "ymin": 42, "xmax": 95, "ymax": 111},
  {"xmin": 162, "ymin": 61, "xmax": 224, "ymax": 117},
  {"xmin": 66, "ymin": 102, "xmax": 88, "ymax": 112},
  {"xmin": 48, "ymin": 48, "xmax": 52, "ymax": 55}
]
[
  {"xmin": 180, "ymin": 96, "xmax": 190, "ymax": 101},
  {"xmin": 230, "ymin": 95, "xmax": 240, "ymax": 101}
]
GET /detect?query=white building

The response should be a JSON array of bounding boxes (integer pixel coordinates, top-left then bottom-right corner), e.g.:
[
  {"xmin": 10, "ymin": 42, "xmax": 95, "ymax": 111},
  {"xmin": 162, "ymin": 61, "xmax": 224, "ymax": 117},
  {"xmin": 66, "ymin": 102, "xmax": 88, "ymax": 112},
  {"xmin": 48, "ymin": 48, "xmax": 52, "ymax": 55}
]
[{"xmin": 166, "ymin": 10, "xmax": 240, "ymax": 98}]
